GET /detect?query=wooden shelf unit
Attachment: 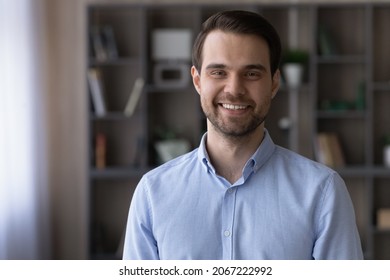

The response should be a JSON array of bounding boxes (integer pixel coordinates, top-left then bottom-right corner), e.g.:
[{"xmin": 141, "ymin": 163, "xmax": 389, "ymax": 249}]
[{"xmin": 86, "ymin": 2, "xmax": 390, "ymax": 259}]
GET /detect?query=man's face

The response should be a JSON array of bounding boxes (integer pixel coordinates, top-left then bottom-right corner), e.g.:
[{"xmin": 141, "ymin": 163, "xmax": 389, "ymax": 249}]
[{"xmin": 191, "ymin": 30, "xmax": 280, "ymax": 138}]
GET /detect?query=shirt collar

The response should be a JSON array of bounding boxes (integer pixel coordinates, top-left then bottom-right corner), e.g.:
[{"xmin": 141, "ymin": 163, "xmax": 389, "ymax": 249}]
[
  {"xmin": 198, "ymin": 133, "xmax": 214, "ymax": 173},
  {"xmin": 197, "ymin": 129, "xmax": 276, "ymax": 174},
  {"xmin": 250, "ymin": 129, "xmax": 276, "ymax": 173}
]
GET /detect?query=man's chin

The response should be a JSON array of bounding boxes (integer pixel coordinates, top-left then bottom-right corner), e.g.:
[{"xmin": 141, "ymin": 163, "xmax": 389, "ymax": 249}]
[{"xmin": 214, "ymin": 124, "xmax": 261, "ymax": 138}]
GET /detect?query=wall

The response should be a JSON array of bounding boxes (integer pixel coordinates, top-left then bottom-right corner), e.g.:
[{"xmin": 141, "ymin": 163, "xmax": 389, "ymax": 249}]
[{"xmin": 45, "ymin": 0, "xmax": 88, "ymax": 259}]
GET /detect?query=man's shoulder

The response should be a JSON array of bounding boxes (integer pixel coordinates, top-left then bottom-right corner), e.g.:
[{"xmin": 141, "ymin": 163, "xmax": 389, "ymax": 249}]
[
  {"xmin": 270, "ymin": 145, "xmax": 346, "ymax": 197},
  {"xmin": 144, "ymin": 148, "xmax": 200, "ymax": 179},
  {"xmin": 273, "ymin": 144, "xmax": 337, "ymax": 175}
]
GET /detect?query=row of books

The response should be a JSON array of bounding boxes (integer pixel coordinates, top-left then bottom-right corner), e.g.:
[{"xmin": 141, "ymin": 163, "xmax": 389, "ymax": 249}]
[
  {"xmin": 87, "ymin": 68, "xmax": 144, "ymax": 117},
  {"xmin": 314, "ymin": 132, "xmax": 346, "ymax": 168},
  {"xmin": 93, "ymin": 133, "xmax": 146, "ymax": 170},
  {"xmin": 377, "ymin": 208, "xmax": 390, "ymax": 230},
  {"xmin": 95, "ymin": 132, "xmax": 345, "ymax": 168},
  {"xmin": 89, "ymin": 25, "xmax": 146, "ymax": 117}
]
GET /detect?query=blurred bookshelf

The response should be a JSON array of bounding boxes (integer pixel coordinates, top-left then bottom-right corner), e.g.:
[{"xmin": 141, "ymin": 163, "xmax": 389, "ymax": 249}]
[{"xmin": 86, "ymin": 2, "xmax": 390, "ymax": 259}]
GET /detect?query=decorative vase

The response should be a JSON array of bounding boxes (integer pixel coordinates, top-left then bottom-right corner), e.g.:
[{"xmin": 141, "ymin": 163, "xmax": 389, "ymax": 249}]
[
  {"xmin": 283, "ymin": 63, "xmax": 304, "ymax": 88},
  {"xmin": 154, "ymin": 139, "xmax": 190, "ymax": 164},
  {"xmin": 384, "ymin": 145, "xmax": 390, "ymax": 168}
]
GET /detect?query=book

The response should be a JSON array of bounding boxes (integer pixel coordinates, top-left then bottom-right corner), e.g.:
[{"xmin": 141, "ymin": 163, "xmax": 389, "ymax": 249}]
[
  {"xmin": 101, "ymin": 25, "xmax": 118, "ymax": 60},
  {"xmin": 124, "ymin": 78, "xmax": 145, "ymax": 117},
  {"xmin": 87, "ymin": 68, "xmax": 107, "ymax": 116},
  {"xmin": 377, "ymin": 208, "xmax": 390, "ymax": 229},
  {"xmin": 90, "ymin": 26, "xmax": 108, "ymax": 61},
  {"xmin": 317, "ymin": 25, "xmax": 338, "ymax": 56},
  {"xmin": 315, "ymin": 132, "xmax": 345, "ymax": 168},
  {"xmin": 90, "ymin": 25, "xmax": 118, "ymax": 61},
  {"xmin": 95, "ymin": 133, "xmax": 106, "ymax": 169}
]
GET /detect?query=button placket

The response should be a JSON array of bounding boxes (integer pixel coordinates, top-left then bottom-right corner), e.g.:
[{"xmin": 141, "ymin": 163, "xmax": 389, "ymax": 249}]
[{"xmin": 221, "ymin": 187, "xmax": 236, "ymax": 259}]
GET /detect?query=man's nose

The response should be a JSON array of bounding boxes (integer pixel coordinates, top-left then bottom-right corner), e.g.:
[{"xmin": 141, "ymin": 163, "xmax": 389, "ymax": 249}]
[{"xmin": 224, "ymin": 74, "xmax": 246, "ymax": 96}]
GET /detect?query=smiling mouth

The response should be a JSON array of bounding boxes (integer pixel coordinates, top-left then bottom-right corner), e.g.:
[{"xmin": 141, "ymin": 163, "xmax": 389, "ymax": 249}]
[{"xmin": 221, "ymin": 103, "xmax": 248, "ymax": 110}]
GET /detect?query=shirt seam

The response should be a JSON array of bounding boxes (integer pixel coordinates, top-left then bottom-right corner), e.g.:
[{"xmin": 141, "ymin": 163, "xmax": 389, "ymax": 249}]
[
  {"xmin": 315, "ymin": 172, "xmax": 333, "ymax": 239},
  {"xmin": 143, "ymin": 177, "xmax": 154, "ymax": 233}
]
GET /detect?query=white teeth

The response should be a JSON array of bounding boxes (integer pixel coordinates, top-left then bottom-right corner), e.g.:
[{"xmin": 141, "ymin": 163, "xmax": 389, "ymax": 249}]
[{"xmin": 222, "ymin": 104, "xmax": 247, "ymax": 110}]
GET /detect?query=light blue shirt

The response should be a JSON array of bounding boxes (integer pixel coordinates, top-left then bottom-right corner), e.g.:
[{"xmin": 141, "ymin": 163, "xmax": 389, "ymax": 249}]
[{"xmin": 123, "ymin": 130, "xmax": 363, "ymax": 260}]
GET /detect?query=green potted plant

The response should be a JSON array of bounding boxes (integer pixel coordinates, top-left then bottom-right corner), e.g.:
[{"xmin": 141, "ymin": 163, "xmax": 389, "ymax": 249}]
[
  {"xmin": 282, "ymin": 49, "xmax": 309, "ymax": 88},
  {"xmin": 153, "ymin": 127, "xmax": 190, "ymax": 164}
]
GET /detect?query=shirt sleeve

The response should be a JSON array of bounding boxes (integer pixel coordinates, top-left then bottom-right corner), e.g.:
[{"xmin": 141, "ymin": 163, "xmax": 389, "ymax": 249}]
[
  {"xmin": 312, "ymin": 172, "xmax": 364, "ymax": 259},
  {"xmin": 122, "ymin": 176, "xmax": 159, "ymax": 260}
]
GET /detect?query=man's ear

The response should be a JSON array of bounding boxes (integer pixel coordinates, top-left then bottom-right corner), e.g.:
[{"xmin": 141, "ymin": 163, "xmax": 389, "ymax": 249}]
[
  {"xmin": 191, "ymin": 66, "xmax": 201, "ymax": 95},
  {"xmin": 271, "ymin": 69, "xmax": 280, "ymax": 99}
]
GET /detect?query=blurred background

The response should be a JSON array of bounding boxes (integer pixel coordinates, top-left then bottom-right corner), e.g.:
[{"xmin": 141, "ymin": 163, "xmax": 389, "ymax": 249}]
[{"xmin": 2, "ymin": 0, "xmax": 390, "ymax": 260}]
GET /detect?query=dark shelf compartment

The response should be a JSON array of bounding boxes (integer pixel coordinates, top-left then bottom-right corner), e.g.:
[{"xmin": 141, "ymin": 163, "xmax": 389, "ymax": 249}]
[{"xmin": 90, "ymin": 166, "xmax": 150, "ymax": 179}]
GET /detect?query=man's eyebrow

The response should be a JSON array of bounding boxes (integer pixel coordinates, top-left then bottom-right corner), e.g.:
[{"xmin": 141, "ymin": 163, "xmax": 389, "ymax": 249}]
[
  {"xmin": 205, "ymin": 63, "xmax": 267, "ymax": 72},
  {"xmin": 205, "ymin": 63, "xmax": 226, "ymax": 70},
  {"xmin": 245, "ymin": 64, "xmax": 267, "ymax": 72}
]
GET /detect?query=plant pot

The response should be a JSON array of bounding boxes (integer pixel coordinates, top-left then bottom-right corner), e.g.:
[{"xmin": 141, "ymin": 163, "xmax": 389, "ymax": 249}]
[
  {"xmin": 154, "ymin": 139, "xmax": 190, "ymax": 164},
  {"xmin": 384, "ymin": 145, "xmax": 390, "ymax": 168},
  {"xmin": 283, "ymin": 63, "xmax": 304, "ymax": 88}
]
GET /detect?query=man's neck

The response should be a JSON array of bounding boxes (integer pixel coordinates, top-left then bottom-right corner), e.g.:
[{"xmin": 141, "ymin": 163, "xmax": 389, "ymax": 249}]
[{"xmin": 205, "ymin": 126, "xmax": 265, "ymax": 184}]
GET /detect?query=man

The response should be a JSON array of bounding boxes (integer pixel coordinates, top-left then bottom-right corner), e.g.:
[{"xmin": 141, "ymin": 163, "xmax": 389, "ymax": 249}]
[{"xmin": 123, "ymin": 10, "xmax": 363, "ymax": 260}]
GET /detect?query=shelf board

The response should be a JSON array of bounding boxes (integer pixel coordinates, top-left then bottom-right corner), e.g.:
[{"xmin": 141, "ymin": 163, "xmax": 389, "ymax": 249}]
[
  {"xmin": 373, "ymin": 82, "xmax": 390, "ymax": 92},
  {"xmin": 92, "ymin": 165, "xmax": 390, "ymax": 179},
  {"xmin": 316, "ymin": 55, "xmax": 366, "ymax": 64},
  {"xmin": 336, "ymin": 166, "xmax": 371, "ymax": 177},
  {"xmin": 369, "ymin": 166, "xmax": 390, "ymax": 177},
  {"xmin": 145, "ymin": 84, "xmax": 195, "ymax": 93},
  {"xmin": 90, "ymin": 166, "xmax": 150, "ymax": 179},
  {"xmin": 316, "ymin": 110, "xmax": 367, "ymax": 119},
  {"xmin": 372, "ymin": 228, "xmax": 390, "ymax": 235},
  {"xmin": 90, "ymin": 112, "xmax": 137, "ymax": 121},
  {"xmin": 336, "ymin": 166, "xmax": 390, "ymax": 177},
  {"xmin": 88, "ymin": 57, "xmax": 139, "ymax": 67},
  {"xmin": 279, "ymin": 83, "xmax": 310, "ymax": 92}
]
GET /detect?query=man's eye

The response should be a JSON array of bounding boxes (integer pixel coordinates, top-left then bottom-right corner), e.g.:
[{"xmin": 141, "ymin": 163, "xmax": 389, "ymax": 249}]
[
  {"xmin": 246, "ymin": 72, "xmax": 260, "ymax": 78},
  {"xmin": 210, "ymin": 70, "xmax": 226, "ymax": 77},
  {"xmin": 247, "ymin": 72, "xmax": 256, "ymax": 76}
]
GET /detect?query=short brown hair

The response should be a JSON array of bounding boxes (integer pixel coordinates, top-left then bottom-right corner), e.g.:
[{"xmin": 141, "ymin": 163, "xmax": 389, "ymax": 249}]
[{"xmin": 192, "ymin": 10, "xmax": 282, "ymax": 76}]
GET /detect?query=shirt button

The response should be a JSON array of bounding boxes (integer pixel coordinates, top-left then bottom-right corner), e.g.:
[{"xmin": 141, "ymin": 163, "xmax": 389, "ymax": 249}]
[
  {"xmin": 228, "ymin": 188, "xmax": 234, "ymax": 193},
  {"xmin": 224, "ymin": 230, "xmax": 230, "ymax": 237}
]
